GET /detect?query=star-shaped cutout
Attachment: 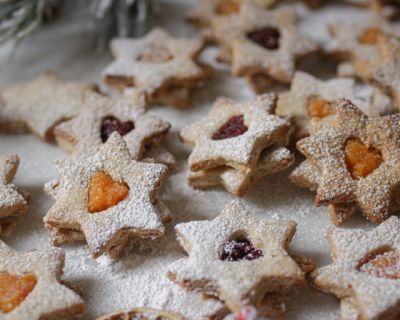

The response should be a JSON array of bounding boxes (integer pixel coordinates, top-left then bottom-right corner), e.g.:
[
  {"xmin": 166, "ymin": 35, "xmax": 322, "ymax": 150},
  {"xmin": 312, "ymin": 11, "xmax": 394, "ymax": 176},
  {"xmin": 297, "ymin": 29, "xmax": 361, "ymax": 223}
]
[
  {"xmin": 311, "ymin": 216, "xmax": 400, "ymax": 320},
  {"xmin": 44, "ymin": 132, "xmax": 171, "ymax": 258},
  {"xmin": 0, "ymin": 71, "xmax": 95, "ymax": 141},
  {"xmin": 188, "ymin": 146, "xmax": 294, "ymax": 197},
  {"xmin": 102, "ymin": 28, "xmax": 210, "ymax": 108},
  {"xmin": 54, "ymin": 91, "xmax": 171, "ymax": 160},
  {"xmin": 227, "ymin": 3, "xmax": 317, "ymax": 86},
  {"xmin": 296, "ymin": 98, "xmax": 400, "ymax": 223},
  {"xmin": 167, "ymin": 200, "xmax": 305, "ymax": 312},
  {"xmin": 0, "ymin": 154, "xmax": 28, "ymax": 227},
  {"xmin": 180, "ymin": 94, "xmax": 291, "ymax": 174},
  {"xmin": 0, "ymin": 239, "xmax": 84, "ymax": 319}
]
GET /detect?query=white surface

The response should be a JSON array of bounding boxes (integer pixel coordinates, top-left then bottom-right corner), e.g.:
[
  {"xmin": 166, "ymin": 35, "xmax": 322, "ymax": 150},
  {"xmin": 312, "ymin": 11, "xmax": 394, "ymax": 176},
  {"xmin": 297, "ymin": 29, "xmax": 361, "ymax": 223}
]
[{"xmin": 0, "ymin": 1, "xmax": 376, "ymax": 319}]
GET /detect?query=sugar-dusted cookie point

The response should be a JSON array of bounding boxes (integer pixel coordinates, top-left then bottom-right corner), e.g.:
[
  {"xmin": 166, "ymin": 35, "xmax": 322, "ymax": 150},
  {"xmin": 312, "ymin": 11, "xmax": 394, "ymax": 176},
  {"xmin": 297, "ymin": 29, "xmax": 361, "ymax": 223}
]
[
  {"xmin": 87, "ymin": 171, "xmax": 129, "ymax": 213},
  {"xmin": 0, "ymin": 240, "xmax": 84, "ymax": 319},
  {"xmin": 100, "ymin": 115, "xmax": 135, "ymax": 143},
  {"xmin": 311, "ymin": 216, "xmax": 400, "ymax": 320},
  {"xmin": 95, "ymin": 307, "xmax": 185, "ymax": 320},
  {"xmin": 307, "ymin": 97, "xmax": 335, "ymax": 119},
  {"xmin": 247, "ymin": 27, "xmax": 281, "ymax": 50},
  {"xmin": 212, "ymin": 114, "xmax": 248, "ymax": 140},
  {"xmin": 0, "ymin": 273, "xmax": 37, "ymax": 313},
  {"xmin": 344, "ymin": 138, "xmax": 383, "ymax": 180},
  {"xmin": 358, "ymin": 249, "xmax": 400, "ymax": 280},
  {"xmin": 44, "ymin": 132, "xmax": 171, "ymax": 258},
  {"xmin": 220, "ymin": 238, "xmax": 263, "ymax": 262},
  {"xmin": 168, "ymin": 200, "xmax": 307, "ymax": 315}
]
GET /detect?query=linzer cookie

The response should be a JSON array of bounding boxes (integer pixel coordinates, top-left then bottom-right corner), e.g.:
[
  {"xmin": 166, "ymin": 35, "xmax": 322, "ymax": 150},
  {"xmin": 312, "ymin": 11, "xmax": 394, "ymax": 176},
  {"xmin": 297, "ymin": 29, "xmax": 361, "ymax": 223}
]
[
  {"xmin": 54, "ymin": 91, "xmax": 175, "ymax": 169},
  {"xmin": 311, "ymin": 216, "xmax": 400, "ymax": 320},
  {"xmin": 0, "ymin": 239, "xmax": 84, "ymax": 319},
  {"xmin": 326, "ymin": 14, "xmax": 398, "ymax": 82},
  {"xmin": 43, "ymin": 132, "xmax": 171, "ymax": 258},
  {"xmin": 167, "ymin": 200, "xmax": 306, "ymax": 315},
  {"xmin": 0, "ymin": 71, "xmax": 95, "ymax": 141},
  {"xmin": 211, "ymin": 3, "xmax": 317, "ymax": 90},
  {"xmin": 276, "ymin": 71, "xmax": 384, "ymax": 139},
  {"xmin": 0, "ymin": 155, "xmax": 28, "ymax": 236},
  {"xmin": 294, "ymin": 98, "xmax": 400, "ymax": 224},
  {"xmin": 102, "ymin": 28, "xmax": 211, "ymax": 108},
  {"xmin": 95, "ymin": 307, "xmax": 185, "ymax": 320}
]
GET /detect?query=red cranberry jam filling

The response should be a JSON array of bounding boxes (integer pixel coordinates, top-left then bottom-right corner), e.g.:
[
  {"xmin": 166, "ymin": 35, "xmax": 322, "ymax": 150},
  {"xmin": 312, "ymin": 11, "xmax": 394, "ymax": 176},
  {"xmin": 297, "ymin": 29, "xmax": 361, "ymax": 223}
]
[
  {"xmin": 212, "ymin": 115, "xmax": 248, "ymax": 140},
  {"xmin": 100, "ymin": 116, "xmax": 134, "ymax": 143},
  {"xmin": 247, "ymin": 27, "xmax": 281, "ymax": 50},
  {"xmin": 220, "ymin": 238, "xmax": 263, "ymax": 262}
]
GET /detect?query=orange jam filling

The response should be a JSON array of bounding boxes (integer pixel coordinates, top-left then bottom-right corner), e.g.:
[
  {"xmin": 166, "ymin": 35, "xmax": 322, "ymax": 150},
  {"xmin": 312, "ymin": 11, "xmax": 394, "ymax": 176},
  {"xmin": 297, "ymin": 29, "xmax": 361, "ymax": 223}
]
[
  {"xmin": 344, "ymin": 139, "xmax": 382, "ymax": 180},
  {"xmin": 87, "ymin": 171, "xmax": 129, "ymax": 213},
  {"xmin": 358, "ymin": 28, "xmax": 381, "ymax": 45},
  {"xmin": 137, "ymin": 46, "xmax": 173, "ymax": 63},
  {"xmin": 0, "ymin": 273, "xmax": 37, "ymax": 313},
  {"xmin": 359, "ymin": 250, "xmax": 400, "ymax": 280},
  {"xmin": 216, "ymin": 0, "xmax": 240, "ymax": 15},
  {"xmin": 307, "ymin": 97, "xmax": 335, "ymax": 119}
]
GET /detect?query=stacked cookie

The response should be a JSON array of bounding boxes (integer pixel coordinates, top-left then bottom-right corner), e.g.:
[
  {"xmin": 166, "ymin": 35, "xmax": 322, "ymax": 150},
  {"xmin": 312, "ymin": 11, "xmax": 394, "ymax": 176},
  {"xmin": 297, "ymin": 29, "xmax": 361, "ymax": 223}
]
[{"xmin": 181, "ymin": 94, "xmax": 294, "ymax": 197}]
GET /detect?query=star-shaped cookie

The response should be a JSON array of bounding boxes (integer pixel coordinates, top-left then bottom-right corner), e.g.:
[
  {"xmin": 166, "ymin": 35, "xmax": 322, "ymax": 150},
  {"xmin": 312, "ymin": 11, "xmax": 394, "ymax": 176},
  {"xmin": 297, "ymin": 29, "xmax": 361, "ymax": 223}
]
[
  {"xmin": 167, "ymin": 200, "xmax": 305, "ymax": 313},
  {"xmin": 276, "ymin": 71, "xmax": 370, "ymax": 139},
  {"xmin": 311, "ymin": 216, "xmax": 400, "ymax": 320},
  {"xmin": 188, "ymin": 146, "xmax": 294, "ymax": 197},
  {"xmin": 296, "ymin": 98, "xmax": 400, "ymax": 224},
  {"xmin": 226, "ymin": 3, "xmax": 317, "ymax": 87},
  {"xmin": 180, "ymin": 94, "xmax": 291, "ymax": 174},
  {"xmin": 0, "ymin": 239, "xmax": 84, "ymax": 319},
  {"xmin": 44, "ymin": 132, "xmax": 171, "ymax": 258},
  {"xmin": 102, "ymin": 28, "xmax": 210, "ymax": 108},
  {"xmin": 0, "ymin": 71, "xmax": 95, "ymax": 141},
  {"xmin": 0, "ymin": 154, "xmax": 28, "ymax": 234},
  {"xmin": 54, "ymin": 91, "xmax": 171, "ymax": 161}
]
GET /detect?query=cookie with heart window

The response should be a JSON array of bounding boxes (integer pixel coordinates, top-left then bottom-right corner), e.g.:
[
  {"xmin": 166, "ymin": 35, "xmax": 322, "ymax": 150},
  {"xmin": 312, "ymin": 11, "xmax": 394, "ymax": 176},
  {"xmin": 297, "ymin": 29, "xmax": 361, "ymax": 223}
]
[
  {"xmin": 211, "ymin": 3, "xmax": 317, "ymax": 90},
  {"xmin": 0, "ymin": 239, "xmax": 84, "ymax": 320},
  {"xmin": 43, "ymin": 132, "xmax": 171, "ymax": 258},
  {"xmin": 54, "ymin": 91, "xmax": 175, "ymax": 170},
  {"xmin": 102, "ymin": 28, "xmax": 211, "ymax": 108},
  {"xmin": 167, "ymin": 200, "xmax": 308, "ymax": 316},
  {"xmin": 311, "ymin": 216, "xmax": 400, "ymax": 320},
  {"xmin": 0, "ymin": 71, "xmax": 96, "ymax": 141},
  {"xmin": 0, "ymin": 155, "xmax": 29, "ymax": 236},
  {"xmin": 294, "ymin": 98, "xmax": 400, "ymax": 224}
]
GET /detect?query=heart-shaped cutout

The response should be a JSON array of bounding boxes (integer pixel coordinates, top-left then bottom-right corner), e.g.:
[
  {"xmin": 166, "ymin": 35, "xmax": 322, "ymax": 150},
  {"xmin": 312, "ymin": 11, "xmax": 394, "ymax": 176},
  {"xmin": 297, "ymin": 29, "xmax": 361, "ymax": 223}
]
[
  {"xmin": 212, "ymin": 115, "xmax": 248, "ymax": 140},
  {"xmin": 358, "ymin": 250, "xmax": 400, "ymax": 280},
  {"xmin": 0, "ymin": 272, "xmax": 37, "ymax": 313},
  {"xmin": 358, "ymin": 28, "xmax": 381, "ymax": 45},
  {"xmin": 344, "ymin": 138, "xmax": 382, "ymax": 180},
  {"xmin": 88, "ymin": 171, "xmax": 129, "ymax": 213},
  {"xmin": 247, "ymin": 27, "xmax": 281, "ymax": 50},
  {"xmin": 137, "ymin": 45, "xmax": 173, "ymax": 63},
  {"xmin": 100, "ymin": 116, "xmax": 134, "ymax": 143}
]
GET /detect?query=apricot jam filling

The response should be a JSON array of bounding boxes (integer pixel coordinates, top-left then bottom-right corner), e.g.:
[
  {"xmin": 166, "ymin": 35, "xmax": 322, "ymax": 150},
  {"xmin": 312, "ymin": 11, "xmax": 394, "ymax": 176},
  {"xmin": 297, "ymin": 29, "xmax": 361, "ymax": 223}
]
[
  {"xmin": 307, "ymin": 97, "xmax": 335, "ymax": 119},
  {"xmin": 216, "ymin": 0, "xmax": 240, "ymax": 15},
  {"xmin": 358, "ymin": 28, "xmax": 381, "ymax": 45},
  {"xmin": 0, "ymin": 272, "xmax": 37, "ymax": 313},
  {"xmin": 87, "ymin": 171, "xmax": 129, "ymax": 213},
  {"xmin": 344, "ymin": 139, "xmax": 382, "ymax": 180}
]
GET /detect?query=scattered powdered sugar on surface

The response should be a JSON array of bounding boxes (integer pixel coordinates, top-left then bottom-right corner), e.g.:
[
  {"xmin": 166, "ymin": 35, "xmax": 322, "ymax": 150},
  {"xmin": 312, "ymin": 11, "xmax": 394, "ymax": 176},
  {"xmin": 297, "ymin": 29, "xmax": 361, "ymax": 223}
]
[{"xmin": 0, "ymin": 1, "xmax": 389, "ymax": 320}]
